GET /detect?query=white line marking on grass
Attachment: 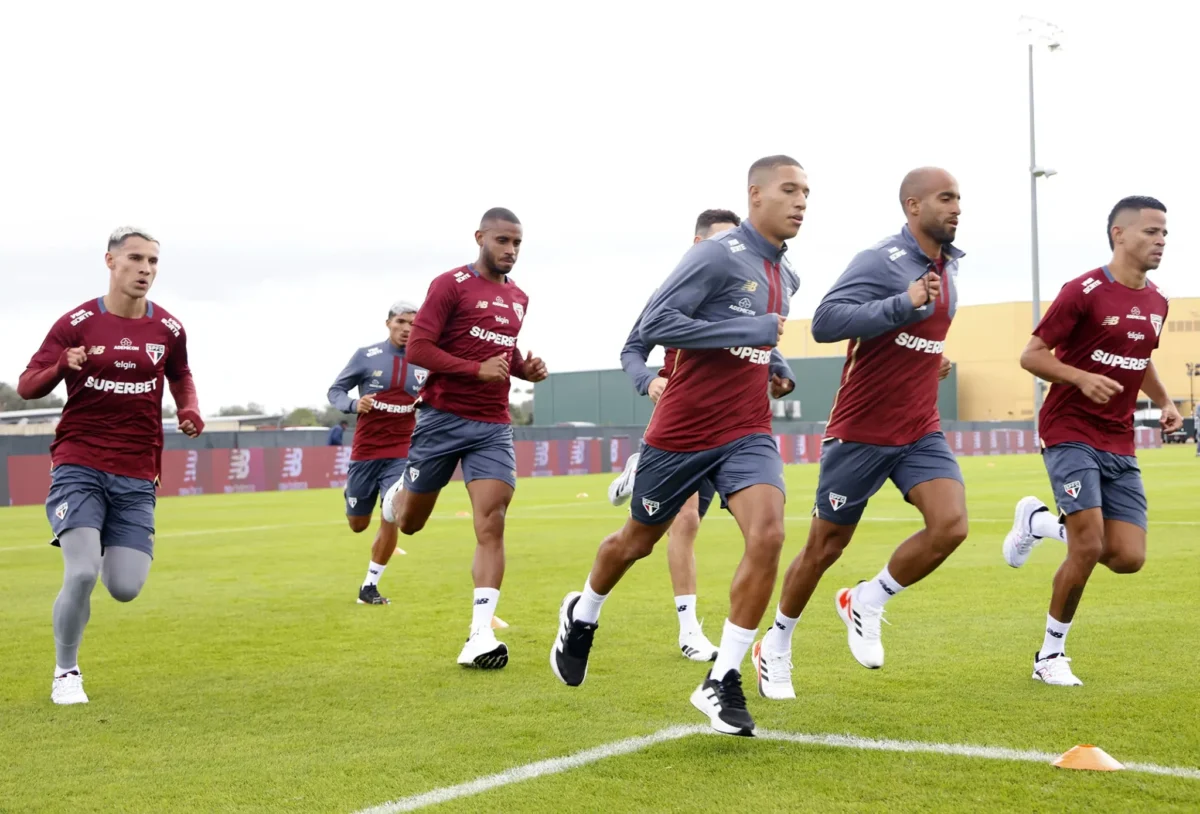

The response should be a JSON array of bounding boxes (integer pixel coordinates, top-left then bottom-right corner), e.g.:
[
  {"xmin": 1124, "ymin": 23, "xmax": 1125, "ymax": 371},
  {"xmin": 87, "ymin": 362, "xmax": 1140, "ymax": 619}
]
[
  {"xmin": 356, "ymin": 725, "xmax": 1200, "ymax": 812},
  {"xmin": 354, "ymin": 725, "xmax": 701, "ymax": 813}
]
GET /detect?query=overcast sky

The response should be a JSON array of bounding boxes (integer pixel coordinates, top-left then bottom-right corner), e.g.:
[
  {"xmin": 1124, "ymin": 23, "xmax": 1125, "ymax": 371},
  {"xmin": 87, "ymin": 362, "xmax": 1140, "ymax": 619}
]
[{"xmin": 1, "ymin": 0, "xmax": 1196, "ymax": 414}]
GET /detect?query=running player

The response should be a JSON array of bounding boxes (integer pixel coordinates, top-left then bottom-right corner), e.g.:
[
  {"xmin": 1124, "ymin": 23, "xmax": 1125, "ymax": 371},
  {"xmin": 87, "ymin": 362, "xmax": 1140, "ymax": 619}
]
[
  {"xmin": 610, "ymin": 208, "xmax": 794, "ymax": 663},
  {"xmin": 380, "ymin": 208, "xmax": 547, "ymax": 669},
  {"xmin": 753, "ymin": 167, "xmax": 966, "ymax": 700},
  {"xmin": 17, "ymin": 227, "xmax": 203, "ymax": 705},
  {"xmin": 327, "ymin": 300, "xmax": 426, "ymax": 605},
  {"xmin": 1000, "ymin": 196, "xmax": 1179, "ymax": 686},
  {"xmin": 550, "ymin": 156, "xmax": 805, "ymax": 737}
]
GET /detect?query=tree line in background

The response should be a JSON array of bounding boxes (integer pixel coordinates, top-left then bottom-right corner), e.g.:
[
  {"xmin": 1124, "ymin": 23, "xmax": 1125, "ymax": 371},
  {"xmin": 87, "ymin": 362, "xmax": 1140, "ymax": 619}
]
[{"xmin": 1, "ymin": 385, "xmax": 535, "ymax": 427}]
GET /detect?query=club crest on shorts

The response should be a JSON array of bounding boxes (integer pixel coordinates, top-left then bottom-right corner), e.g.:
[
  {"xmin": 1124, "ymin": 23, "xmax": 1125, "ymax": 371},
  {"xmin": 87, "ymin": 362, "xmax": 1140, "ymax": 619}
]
[
  {"xmin": 1064, "ymin": 480, "xmax": 1081, "ymax": 499},
  {"xmin": 54, "ymin": 501, "xmax": 69, "ymax": 520},
  {"xmin": 145, "ymin": 343, "xmax": 165, "ymax": 364},
  {"xmin": 347, "ymin": 497, "xmax": 357, "ymax": 508},
  {"xmin": 828, "ymin": 492, "xmax": 847, "ymax": 511},
  {"xmin": 641, "ymin": 497, "xmax": 660, "ymax": 516},
  {"xmin": 408, "ymin": 467, "xmax": 419, "ymax": 482}
]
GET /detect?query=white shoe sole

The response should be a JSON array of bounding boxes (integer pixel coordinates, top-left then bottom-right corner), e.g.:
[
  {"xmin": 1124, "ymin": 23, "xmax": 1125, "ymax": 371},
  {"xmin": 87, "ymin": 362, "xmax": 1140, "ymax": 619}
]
[
  {"xmin": 606, "ymin": 455, "xmax": 638, "ymax": 507},
  {"xmin": 1003, "ymin": 496, "xmax": 1044, "ymax": 568},
  {"xmin": 751, "ymin": 641, "xmax": 796, "ymax": 701},
  {"xmin": 458, "ymin": 641, "xmax": 509, "ymax": 669},
  {"xmin": 689, "ymin": 684, "xmax": 754, "ymax": 736}
]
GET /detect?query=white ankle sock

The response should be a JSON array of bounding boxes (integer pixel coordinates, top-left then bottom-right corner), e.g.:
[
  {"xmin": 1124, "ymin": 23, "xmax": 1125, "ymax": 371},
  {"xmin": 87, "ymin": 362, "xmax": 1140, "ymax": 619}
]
[
  {"xmin": 1039, "ymin": 614, "xmax": 1071, "ymax": 660},
  {"xmin": 855, "ymin": 566, "xmax": 906, "ymax": 608},
  {"xmin": 711, "ymin": 618, "xmax": 756, "ymax": 681},
  {"xmin": 363, "ymin": 561, "xmax": 386, "ymax": 587},
  {"xmin": 472, "ymin": 588, "xmax": 500, "ymax": 631},
  {"xmin": 762, "ymin": 607, "xmax": 799, "ymax": 652},
  {"xmin": 574, "ymin": 581, "xmax": 607, "ymax": 624},
  {"xmin": 1031, "ymin": 510, "xmax": 1067, "ymax": 542},
  {"xmin": 675, "ymin": 594, "xmax": 699, "ymax": 634},
  {"xmin": 55, "ymin": 664, "xmax": 78, "ymax": 678}
]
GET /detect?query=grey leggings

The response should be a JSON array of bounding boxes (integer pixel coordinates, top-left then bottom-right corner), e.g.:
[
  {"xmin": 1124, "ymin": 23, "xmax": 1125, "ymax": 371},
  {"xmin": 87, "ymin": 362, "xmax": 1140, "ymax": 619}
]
[{"xmin": 53, "ymin": 528, "xmax": 152, "ymax": 670}]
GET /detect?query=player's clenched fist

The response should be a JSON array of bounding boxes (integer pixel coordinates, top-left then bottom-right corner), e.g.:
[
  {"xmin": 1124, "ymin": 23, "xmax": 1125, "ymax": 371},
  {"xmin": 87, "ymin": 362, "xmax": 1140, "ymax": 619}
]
[
  {"xmin": 477, "ymin": 355, "xmax": 509, "ymax": 382},
  {"xmin": 356, "ymin": 395, "xmax": 376, "ymax": 415},
  {"xmin": 1076, "ymin": 372, "xmax": 1124, "ymax": 405},
  {"xmin": 909, "ymin": 272, "xmax": 941, "ymax": 308},
  {"xmin": 648, "ymin": 376, "xmax": 667, "ymax": 404},
  {"xmin": 62, "ymin": 346, "xmax": 87, "ymax": 370},
  {"xmin": 522, "ymin": 351, "xmax": 548, "ymax": 383}
]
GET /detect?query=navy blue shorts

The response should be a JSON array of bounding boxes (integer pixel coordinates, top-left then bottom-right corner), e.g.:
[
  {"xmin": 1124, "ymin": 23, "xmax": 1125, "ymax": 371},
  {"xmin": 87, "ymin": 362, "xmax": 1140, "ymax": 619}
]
[
  {"xmin": 344, "ymin": 457, "xmax": 408, "ymax": 517},
  {"xmin": 45, "ymin": 464, "xmax": 157, "ymax": 557},
  {"xmin": 630, "ymin": 433, "xmax": 783, "ymax": 526},
  {"xmin": 634, "ymin": 438, "xmax": 715, "ymax": 519},
  {"xmin": 403, "ymin": 406, "xmax": 516, "ymax": 494},
  {"xmin": 1042, "ymin": 442, "xmax": 1147, "ymax": 529},
  {"xmin": 814, "ymin": 431, "xmax": 963, "ymax": 525}
]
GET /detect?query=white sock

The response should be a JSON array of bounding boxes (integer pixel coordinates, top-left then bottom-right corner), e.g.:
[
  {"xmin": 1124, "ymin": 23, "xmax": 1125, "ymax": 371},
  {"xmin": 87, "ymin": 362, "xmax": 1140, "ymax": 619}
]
[
  {"xmin": 1031, "ymin": 510, "xmax": 1067, "ymax": 542},
  {"xmin": 55, "ymin": 664, "xmax": 78, "ymax": 677},
  {"xmin": 1039, "ymin": 614, "xmax": 1071, "ymax": 660},
  {"xmin": 472, "ymin": 588, "xmax": 500, "ymax": 631},
  {"xmin": 711, "ymin": 618, "xmax": 757, "ymax": 681},
  {"xmin": 675, "ymin": 594, "xmax": 699, "ymax": 635},
  {"xmin": 855, "ymin": 566, "xmax": 906, "ymax": 608},
  {"xmin": 762, "ymin": 607, "xmax": 800, "ymax": 652},
  {"xmin": 363, "ymin": 561, "xmax": 386, "ymax": 587},
  {"xmin": 574, "ymin": 581, "xmax": 607, "ymax": 625}
]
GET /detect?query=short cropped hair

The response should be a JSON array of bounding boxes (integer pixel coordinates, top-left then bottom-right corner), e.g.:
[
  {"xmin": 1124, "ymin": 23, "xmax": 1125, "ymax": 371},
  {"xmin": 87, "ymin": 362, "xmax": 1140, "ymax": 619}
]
[
  {"xmin": 480, "ymin": 207, "xmax": 520, "ymax": 228},
  {"xmin": 388, "ymin": 300, "xmax": 420, "ymax": 319},
  {"xmin": 694, "ymin": 209, "xmax": 741, "ymax": 237},
  {"xmin": 108, "ymin": 226, "xmax": 157, "ymax": 251},
  {"xmin": 748, "ymin": 155, "xmax": 803, "ymax": 185},
  {"xmin": 1107, "ymin": 196, "xmax": 1166, "ymax": 249}
]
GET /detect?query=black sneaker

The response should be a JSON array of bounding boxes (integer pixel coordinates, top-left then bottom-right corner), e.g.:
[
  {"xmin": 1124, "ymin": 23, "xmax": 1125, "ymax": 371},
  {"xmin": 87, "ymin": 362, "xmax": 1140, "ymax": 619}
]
[
  {"xmin": 357, "ymin": 584, "xmax": 390, "ymax": 605},
  {"xmin": 550, "ymin": 592, "xmax": 597, "ymax": 686},
  {"xmin": 690, "ymin": 669, "xmax": 755, "ymax": 736}
]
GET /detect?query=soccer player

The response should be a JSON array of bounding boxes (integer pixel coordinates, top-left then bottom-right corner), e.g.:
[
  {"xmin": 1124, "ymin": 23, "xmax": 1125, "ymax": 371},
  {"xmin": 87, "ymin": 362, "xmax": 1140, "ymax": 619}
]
[
  {"xmin": 17, "ymin": 227, "xmax": 203, "ymax": 705},
  {"xmin": 379, "ymin": 208, "xmax": 547, "ymax": 669},
  {"xmin": 610, "ymin": 208, "xmax": 769, "ymax": 663},
  {"xmin": 550, "ymin": 156, "xmax": 803, "ymax": 737},
  {"xmin": 327, "ymin": 300, "xmax": 426, "ymax": 605},
  {"xmin": 753, "ymin": 167, "xmax": 966, "ymax": 701},
  {"xmin": 1001, "ymin": 196, "xmax": 1179, "ymax": 686}
]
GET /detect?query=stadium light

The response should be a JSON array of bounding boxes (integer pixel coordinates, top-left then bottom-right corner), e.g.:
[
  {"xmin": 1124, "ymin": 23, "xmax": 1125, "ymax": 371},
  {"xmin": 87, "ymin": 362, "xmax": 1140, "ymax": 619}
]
[{"xmin": 1020, "ymin": 15, "xmax": 1064, "ymax": 428}]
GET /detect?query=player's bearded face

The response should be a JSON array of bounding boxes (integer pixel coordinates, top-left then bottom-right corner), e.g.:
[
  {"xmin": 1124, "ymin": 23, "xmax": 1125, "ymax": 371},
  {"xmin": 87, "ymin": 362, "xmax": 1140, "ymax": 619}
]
[
  {"xmin": 106, "ymin": 236, "xmax": 158, "ymax": 299},
  {"xmin": 921, "ymin": 187, "xmax": 961, "ymax": 245},
  {"xmin": 478, "ymin": 223, "xmax": 522, "ymax": 274},
  {"xmin": 388, "ymin": 313, "xmax": 415, "ymax": 347},
  {"xmin": 756, "ymin": 166, "xmax": 809, "ymax": 242}
]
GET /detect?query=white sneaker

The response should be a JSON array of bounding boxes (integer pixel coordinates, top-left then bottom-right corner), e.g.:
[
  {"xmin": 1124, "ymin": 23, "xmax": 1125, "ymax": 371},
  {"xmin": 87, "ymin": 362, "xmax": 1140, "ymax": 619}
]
[
  {"xmin": 1032, "ymin": 652, "xmax": 1083, "ymax": 686},
  {"xmin": 751, "ymin": 639, "xmax": 795, "ymax": 700},
  {"xmin": 1003, "ymin": 496, "xmax": 1047, "ymax": 568},
  {"xmin": 457, "ymin": 626, "xmax": 509, "ymax": 669},
  {"xmin": 51, "ymin": 671, "xmax": 88, "ymax": 705},
  {"xmin": 380, "ymin": 476, "xmax": 405, "ymax": 524},
  {"xmin": 679, "ymin": 625, "xmax": 718, "ymax": 662},
  {"xmin": 835, "ymin": 584, "xmax": 887, "ymax": 669},
  {"xmin": 607, "ymin": 452, "xmax": 639, "ymax": 507}
]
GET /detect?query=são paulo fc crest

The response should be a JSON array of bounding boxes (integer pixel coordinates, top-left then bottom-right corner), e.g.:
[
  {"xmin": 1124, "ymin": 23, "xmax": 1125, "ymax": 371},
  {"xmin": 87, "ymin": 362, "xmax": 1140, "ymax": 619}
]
[
  {"xmin": 55, "ymin": 501, "xmax": 69, "ymax": 520},
  {"xmin": 347, "ymin": 497, "xmax": 357, "ymax": 508},
  {"xmin": 641, "ymin": 497, "xmax": 660, "ymax": 516},
  {"xmin": 145, "ymin": 343, "xmax": 165, "ymax": 364},
  {"xmin": 415, "ymin": 370, "xmax": 427, "ymax": 385},
  {"xmin": 408, "ymin": 467, "xmax": 420, "ymax": 482},
  {"xmin": 828, "ymin": 492, "xmax": 847, "ymax": 511},
  {"xmin": 513, "ymin": 303, "xmax": 524, "ymax": 322},
  {"xmin": 1064, "ymin": 480, "xmax": 1082, "ymax": 499},
  {"xmin": 1150, "ymin": 314, "xmax": 1163, "ymax": 336}
]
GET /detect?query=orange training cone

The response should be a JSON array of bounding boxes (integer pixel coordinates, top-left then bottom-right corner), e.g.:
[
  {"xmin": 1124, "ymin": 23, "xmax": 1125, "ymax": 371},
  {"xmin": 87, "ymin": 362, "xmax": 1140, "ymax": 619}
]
[
  {"xmin": 491, "ymin": 616, "xmax": 509, "ymax": 629},
  {"xmin": 1053, "ymin": 745, "xmax": 1125, "ymax": 772}
]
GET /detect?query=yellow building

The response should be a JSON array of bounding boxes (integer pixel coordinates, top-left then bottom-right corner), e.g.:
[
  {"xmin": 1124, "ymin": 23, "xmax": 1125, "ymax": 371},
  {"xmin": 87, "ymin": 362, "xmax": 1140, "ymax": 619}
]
[{"xmin": 781, "ymin": 297, "xmax": 1200, "ymax": 421}]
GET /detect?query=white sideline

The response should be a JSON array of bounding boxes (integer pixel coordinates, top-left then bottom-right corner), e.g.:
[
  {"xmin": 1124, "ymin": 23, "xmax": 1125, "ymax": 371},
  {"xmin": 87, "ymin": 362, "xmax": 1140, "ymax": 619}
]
[{"xmin": 356, "ymin": 725, "xmax": 1200, "ymax": 813}]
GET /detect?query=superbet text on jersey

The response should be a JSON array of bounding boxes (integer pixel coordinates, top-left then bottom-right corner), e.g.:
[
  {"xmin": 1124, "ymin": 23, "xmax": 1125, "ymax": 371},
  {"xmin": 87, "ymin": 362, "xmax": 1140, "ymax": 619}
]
[{"xmin": 23, "ymin": 299, "xmax": 193, "ymax": 481}]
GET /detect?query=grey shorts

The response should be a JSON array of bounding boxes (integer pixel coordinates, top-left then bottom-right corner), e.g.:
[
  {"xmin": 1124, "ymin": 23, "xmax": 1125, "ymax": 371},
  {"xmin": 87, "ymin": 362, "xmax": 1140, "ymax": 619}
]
[
  {"xmin": 814, "ymin": 431, "xmax": 963, "ymax": 525},
  {"xmin": 635, "ymin": 437, "xmax": 715, "ymax": 518},
  {"xmin": 1042, "ymin": 442, "xmax": 1147, "ymax": 529},
  {"xmin": 46, "ymin": 464, "xmax": 157, "ymax": 557},
  {"xmin": 345, "ymin": 457, "xmax": 408, "ymax": 516},
  {"xmin": 630, "ymin": 433, "xmax": 783, "ymax": 526},
  {"xmin": 403, "ymin": 406, "xmax": 516, "ymax": 494}
]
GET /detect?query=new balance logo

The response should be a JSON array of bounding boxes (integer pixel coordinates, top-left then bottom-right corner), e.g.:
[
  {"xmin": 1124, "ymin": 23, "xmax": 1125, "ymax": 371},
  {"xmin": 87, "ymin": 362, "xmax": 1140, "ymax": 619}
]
[
  {"xmin": 1101, "ymin": 316, "xmax": 1120, "ymax": 326},
  {"xmin": 1064, "ymin": 480, "xmax": 1081, "ymax": 499},
  {"xmin": 774, "ymin": 621, "xmax": 786, "ymax": 631},
  {"xmin": 677, "ymin": 604, "xmax": 689, "ymax": 613},
  {"xmin": 878, "ymin": 579, "xmax": 895, "ymax": 596},
  {"xmin": 474, "ymin": 598, "xmax": 490, "ymax": 606},
  {"xmin": 1046, "ymin": 628, "xmax": 1064, "ymax": 639}
]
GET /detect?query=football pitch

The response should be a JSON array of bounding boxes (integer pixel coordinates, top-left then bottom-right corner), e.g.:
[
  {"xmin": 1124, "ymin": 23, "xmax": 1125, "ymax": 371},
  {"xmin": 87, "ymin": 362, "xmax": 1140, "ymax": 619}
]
[{"xmin": 2, "ymin": 448, "xmax": 1199, "ymax": 813}]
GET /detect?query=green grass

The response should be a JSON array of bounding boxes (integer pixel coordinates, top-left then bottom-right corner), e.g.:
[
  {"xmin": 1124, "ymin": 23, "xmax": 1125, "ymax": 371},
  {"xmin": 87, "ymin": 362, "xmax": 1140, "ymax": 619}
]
[{"xmin": 1, "ymin": 447, "xmax": 1198, "ymax": 813}]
